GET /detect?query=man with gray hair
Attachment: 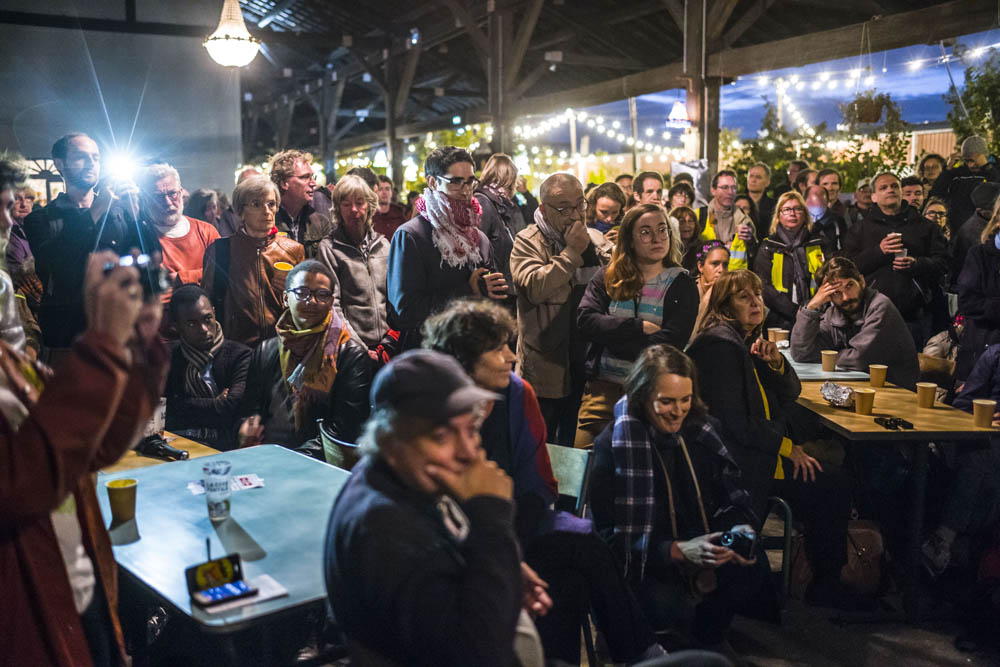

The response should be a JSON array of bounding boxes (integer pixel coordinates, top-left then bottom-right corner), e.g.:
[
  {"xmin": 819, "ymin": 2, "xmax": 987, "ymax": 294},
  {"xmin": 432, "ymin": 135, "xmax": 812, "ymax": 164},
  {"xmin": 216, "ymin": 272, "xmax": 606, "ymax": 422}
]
[
  {"xmin": 510, "ymin": 173, "xmax": 609, "ymax": 446},
  {"xmin": 139, "ymin": 163, "xmax": 219, "ymax": 297}
]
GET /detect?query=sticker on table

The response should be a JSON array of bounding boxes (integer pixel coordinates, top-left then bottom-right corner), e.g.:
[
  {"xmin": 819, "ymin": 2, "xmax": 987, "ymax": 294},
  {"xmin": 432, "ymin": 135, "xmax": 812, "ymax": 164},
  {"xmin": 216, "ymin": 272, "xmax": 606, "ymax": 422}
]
[{"xmin": 187, "ymin": 474, "xmax": 265, "ymax": 495}]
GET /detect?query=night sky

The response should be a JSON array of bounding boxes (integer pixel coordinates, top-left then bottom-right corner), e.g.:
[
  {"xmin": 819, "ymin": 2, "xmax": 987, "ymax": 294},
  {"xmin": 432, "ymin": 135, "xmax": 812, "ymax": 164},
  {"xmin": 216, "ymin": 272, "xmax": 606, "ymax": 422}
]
[{"xmin": 514, "ymin": 28, "xmax": 1000, "ymax": 154}]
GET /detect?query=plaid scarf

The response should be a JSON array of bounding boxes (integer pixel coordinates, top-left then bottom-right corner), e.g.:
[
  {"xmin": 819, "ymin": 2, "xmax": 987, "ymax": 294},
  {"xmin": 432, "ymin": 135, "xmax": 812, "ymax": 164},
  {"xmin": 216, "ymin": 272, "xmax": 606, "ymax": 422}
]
[
  {"xmin": 180, "ymin": 323, "xmax": 225, "ymax": 399},
  {"xmin": 611, "ymin": 395, "xmax": 750, "ymax": 579},
  {"xmin": 276, "ymin": 308, "xmax": 350, "ymax": 431},
  {"xmin": 415, "ymin": 188, "xmax": 483, "ymax": 269}
]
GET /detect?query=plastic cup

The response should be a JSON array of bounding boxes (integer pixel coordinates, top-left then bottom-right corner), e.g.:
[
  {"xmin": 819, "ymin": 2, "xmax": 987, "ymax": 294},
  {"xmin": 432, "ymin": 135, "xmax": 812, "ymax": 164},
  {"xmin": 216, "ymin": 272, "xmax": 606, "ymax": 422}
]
[
  {"xmin": 203, "ymin": 460, "xmax": 232, "ymax": 523},
  {"xmin": 273, "ymin": 261, "xmax": 293, "ymax": 272},
  {"xmin": 821, "ymin": 350, "xmax": 838, "ymax": 372},
  {"xmin": 854, "ymin": 388, "xmax": 876, "ymax": 415},
  {"xmin": 107, "ymin": 479, "xmax": 137, "ymax": 526},
  {"xmin": 916, "ymin": 382, "xmax": 937, "ymax": 409},
  {"xmin": 869, "ymin": 364, "xmax": 887, "ymax": 388},
  {"xmin": 973, "ymin": 399, "xmax": 996, "ymax": 427}
]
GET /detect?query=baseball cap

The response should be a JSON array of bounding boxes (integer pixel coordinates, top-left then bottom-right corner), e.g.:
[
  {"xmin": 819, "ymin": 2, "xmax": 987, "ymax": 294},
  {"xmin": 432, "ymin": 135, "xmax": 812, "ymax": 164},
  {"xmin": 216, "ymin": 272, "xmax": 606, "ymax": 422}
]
[
  {"xmin": 856, "ymin": 177, "xmax": 872, "ymax": 190},
  {"xmin": 371, "ymin": 349, "xmax": 499, "ymax": 424}
]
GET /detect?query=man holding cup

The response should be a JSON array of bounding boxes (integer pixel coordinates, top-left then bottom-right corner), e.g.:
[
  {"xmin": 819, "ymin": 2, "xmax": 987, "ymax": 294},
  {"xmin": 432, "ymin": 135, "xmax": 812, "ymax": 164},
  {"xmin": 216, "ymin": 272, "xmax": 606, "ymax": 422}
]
[
  {"xmin": 790, "ymin": 256, "xmax": 919, "ymax": 389},
  {"xmin": 843, "ymin": 172, "xmax": 949, "ymax": 348},
  {"xmin": 0, "ymin": 240, "xmax": 168, "ymax": 666}
]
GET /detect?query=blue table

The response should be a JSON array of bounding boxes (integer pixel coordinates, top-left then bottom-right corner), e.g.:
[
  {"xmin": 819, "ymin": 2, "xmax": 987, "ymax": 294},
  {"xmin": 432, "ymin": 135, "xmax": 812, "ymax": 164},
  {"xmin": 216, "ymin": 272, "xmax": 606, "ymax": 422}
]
[
  {"xmin": 787, "ymin": 357, "xmax": 870, "ymax": 382},
  {"xmin": 98, "ymin": 445, "xmax": 350, "ymax": 635}
]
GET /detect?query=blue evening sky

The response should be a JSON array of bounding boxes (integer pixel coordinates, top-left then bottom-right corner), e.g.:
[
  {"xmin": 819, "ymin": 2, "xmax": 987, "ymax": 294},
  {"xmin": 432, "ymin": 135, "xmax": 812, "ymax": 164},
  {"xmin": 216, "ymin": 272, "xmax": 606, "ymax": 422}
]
[{"xmin": 514, "ymin": 28, "xmax": 1000, "ymax": 153}]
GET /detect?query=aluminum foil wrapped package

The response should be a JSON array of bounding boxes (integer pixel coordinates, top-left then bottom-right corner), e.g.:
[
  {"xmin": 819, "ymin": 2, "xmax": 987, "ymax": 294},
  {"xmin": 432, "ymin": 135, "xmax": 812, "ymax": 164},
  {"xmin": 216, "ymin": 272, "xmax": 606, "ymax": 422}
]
[{"xmin": 820, "ymin": 381, "xmax": 855, "ymax": 408}]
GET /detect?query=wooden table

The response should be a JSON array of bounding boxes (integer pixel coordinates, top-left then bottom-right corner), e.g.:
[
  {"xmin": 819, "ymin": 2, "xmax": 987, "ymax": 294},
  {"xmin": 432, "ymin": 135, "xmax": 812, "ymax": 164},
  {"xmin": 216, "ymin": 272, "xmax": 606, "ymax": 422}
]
[
  {"xmin": 796, "ymin": 381, "xmax": 996, "ymax": 621},
  {"xmin": 797, "ymin": 381, "xmax": 997, "ymax": 440},
  {"xmin": 103, "ymin": 432, "xmax": 220, "ymax": 473}
]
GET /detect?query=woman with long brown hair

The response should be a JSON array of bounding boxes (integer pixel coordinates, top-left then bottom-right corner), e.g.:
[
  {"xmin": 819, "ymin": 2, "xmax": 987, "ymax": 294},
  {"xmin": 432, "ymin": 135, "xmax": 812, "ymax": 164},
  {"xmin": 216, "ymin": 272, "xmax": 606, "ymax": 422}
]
[
  {"xmin": 575, "ymin": 203, "xmax": 698, "ymax": 447},
  {"xmin": 687, "ymin": 269, "xmax": 852, "ymax": 607}
]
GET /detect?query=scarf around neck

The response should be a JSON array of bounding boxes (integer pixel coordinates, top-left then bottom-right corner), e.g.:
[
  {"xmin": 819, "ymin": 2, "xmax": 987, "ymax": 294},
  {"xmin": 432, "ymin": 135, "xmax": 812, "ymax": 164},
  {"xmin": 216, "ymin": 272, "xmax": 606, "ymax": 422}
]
[
  {"xmin": 709, "ymin": 198, "xmax": 735, "ymax": 244},
  {"xmin": 181, "ymin": 323, "xmax": 225, "ymax": 399},
  {"xmin": 611, "ymin": 395, "xmax": 748, "ymax": 579},
  {"xmin": 416, "ymin": 188, "xmax": 484, "ymax": 269},
  {"xmin": 276, "ymin": 308, "xmax": 350, "ymax": 430}
]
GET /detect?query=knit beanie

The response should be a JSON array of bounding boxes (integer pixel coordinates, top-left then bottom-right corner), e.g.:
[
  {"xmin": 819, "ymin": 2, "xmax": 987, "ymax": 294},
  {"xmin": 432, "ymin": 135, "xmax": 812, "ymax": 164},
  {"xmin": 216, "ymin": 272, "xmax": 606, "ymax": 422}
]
[{"xmin": 962, "ymin": 135, "xmax": 989, "ymax": 160}]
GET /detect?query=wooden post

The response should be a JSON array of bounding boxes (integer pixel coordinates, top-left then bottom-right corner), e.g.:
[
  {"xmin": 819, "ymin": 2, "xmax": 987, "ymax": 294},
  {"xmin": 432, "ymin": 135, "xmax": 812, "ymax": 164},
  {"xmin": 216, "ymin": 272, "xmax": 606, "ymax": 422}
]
[{"xmin": 683, "ymin": 0, "xmax": 706, "ymax": 162}]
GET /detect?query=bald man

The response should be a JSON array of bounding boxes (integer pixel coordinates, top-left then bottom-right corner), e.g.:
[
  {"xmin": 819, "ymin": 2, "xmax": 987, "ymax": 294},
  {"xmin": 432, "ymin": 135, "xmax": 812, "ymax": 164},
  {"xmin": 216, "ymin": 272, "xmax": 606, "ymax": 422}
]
[{"xmin": 510, "ymin": 173, "xmax": 610, "ymax": 446}]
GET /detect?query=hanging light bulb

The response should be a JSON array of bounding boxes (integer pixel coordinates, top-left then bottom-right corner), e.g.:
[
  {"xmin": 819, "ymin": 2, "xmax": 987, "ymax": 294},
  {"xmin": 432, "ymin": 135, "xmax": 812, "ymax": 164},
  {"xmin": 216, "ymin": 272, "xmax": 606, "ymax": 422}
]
[
  {"xmin": 205, "ymin": 0, "xmax": 260, "ymax": 67},
  {"xmin": 668, "ymin": 100, "xmax": 689, "ymax": 124}
]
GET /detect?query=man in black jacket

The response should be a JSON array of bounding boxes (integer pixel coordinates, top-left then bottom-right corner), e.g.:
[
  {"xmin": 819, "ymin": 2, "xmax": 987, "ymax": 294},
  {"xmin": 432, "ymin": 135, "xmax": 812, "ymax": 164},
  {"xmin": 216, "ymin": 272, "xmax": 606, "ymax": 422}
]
[
  {"xmin": 164, "ymin": 285, "xmax": 250, "ymax": 450},
  {"xmin": 24, "ymin": 132, "xmax": 160, "ymax": 349},
  {"xmin": 844, "ymin": 172, "xmax": 949, "ymax": 348},
  {"xmin": 952, "ymin": 181, "xmax": 1000, "ymax": 286},
  {"xmin": 930, "ymin": 135, "xmax": 1000, "ymax": 236},
  {"xmin": 323, "ymin": 349, "xmax": 545, "ymax": 666},
  {"xmin": 239, "ymin": 260, "xmax": 372, "ymax": 457}
]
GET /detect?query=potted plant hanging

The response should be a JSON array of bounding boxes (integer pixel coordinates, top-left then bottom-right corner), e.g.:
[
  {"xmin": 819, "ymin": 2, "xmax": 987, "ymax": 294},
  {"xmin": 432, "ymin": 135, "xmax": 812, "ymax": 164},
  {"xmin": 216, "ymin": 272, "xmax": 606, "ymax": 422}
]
[{"xmin": 847, "ymin": 92, "xmax": 889, "ymax": 124}]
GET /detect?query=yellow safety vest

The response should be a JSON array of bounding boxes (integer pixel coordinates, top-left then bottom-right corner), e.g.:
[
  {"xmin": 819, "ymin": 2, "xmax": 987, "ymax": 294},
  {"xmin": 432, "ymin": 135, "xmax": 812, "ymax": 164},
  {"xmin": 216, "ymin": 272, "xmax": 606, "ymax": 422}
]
[
  {"xmin": 752, "ymin": 364, "xmax": 793, "ymax": 480},
  {"xmin": 769, "ymin": 244, "xmax": 826, "ymax": 296},
  {"xmin": 699, "ymin": 210, "xmax": 750, "ymax": 270}
]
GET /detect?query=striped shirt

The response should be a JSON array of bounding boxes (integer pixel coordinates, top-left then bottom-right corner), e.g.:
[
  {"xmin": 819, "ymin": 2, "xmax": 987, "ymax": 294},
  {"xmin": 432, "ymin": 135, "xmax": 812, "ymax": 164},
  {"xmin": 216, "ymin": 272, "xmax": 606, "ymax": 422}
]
[{"xmin": 598, "ymin": 267, "xmax": 683, "ymax": 382}]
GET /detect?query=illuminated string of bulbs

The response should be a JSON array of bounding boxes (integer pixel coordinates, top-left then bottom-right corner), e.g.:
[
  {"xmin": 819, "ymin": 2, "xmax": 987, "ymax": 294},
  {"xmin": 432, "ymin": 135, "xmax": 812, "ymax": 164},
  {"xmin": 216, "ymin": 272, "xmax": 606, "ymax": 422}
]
[{"xmin": 513, "ymin": 108, "xmax": 685, "ymax": 161}]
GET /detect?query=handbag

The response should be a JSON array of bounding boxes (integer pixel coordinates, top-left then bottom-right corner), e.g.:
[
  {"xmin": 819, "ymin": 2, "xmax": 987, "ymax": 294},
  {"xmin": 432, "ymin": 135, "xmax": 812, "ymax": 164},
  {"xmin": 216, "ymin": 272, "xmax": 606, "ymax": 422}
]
[
  {"xmin": 787, "ymin": 519, "xmax": 884, "ymax": 598},
  {"xmin": 840, "ymin": 519, "xmax": 884, "ymax": 595}
]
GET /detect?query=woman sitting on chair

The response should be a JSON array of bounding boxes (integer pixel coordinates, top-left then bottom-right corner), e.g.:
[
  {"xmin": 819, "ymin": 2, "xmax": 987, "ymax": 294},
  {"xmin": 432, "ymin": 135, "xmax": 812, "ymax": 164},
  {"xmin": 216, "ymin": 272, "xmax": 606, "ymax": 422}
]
[{"xmin": 590, "ymin": 344, "xmax": 773, "ymax": 652}]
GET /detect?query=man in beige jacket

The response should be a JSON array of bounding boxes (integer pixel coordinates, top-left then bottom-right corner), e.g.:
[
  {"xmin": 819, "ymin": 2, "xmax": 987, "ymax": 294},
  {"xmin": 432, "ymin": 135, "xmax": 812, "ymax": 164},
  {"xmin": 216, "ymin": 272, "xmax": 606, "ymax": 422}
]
[{"xmin": 510, "ymin": 174, "xmax": 610, "ymax": 446}]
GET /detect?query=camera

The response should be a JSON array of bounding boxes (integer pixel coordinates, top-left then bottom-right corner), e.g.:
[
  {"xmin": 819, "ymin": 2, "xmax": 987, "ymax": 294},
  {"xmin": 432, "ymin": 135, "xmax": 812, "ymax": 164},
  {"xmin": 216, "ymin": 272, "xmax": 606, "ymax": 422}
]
[
  {"xmin": 102, "ymin": 253, "xmax": 168, "ymax": 299},
  {"xmin": 719, "ymin": 527, "xmax": 757, "ymax": 559}
]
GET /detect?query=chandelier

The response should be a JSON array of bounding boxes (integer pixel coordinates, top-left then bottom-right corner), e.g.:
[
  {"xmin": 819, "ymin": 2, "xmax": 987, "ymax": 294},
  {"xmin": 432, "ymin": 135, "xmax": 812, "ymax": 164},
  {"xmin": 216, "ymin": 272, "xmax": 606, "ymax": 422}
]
[{"xmin": 204, "ymin": 0, "xmax": 260, "ymax": 68}]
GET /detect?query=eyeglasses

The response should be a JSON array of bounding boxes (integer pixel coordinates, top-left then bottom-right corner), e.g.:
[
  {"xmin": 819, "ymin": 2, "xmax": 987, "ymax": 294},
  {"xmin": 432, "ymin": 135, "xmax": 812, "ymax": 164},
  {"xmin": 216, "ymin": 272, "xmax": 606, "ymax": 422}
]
[
  {"xmin": 637, "ymin": 224, "xmax": 670, "ymax": 242},
  {"xmin": 154, "ymin": 189, "xmax": 184, "ymax": 202},
  {"xmin": 438, "ymin": 175, "xmax": 479, "ymax": 189},
  {"xmin": 247, "ymin": 200, "xmax": 278, "ymax": 212},
  {"xmin": 285, "ymin": 286, "xmax": 333, "ymax": 303},
  {"xmin": 924, "ymin": 210, "xmax": 947, "ymax": 221},
  {"xmin": 779, "ymin": 207, "xmax": 806, "ymax": 215},
  {"xmin": 545, "ymin": 200, "xmax": 588, "ymax": 216},
  {"xmin": 715, "ymin": 184, "xmax": 738, "ymax": 192}
]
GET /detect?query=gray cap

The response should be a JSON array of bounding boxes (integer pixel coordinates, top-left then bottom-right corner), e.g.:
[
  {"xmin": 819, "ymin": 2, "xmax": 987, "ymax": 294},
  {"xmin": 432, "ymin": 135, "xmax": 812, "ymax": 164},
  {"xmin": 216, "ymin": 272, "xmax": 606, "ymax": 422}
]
[
  {"xmin": 972, "ymin": 181, "xmax": 1000, "ymax": 210},
  {"xmin": 856, "ymin": 177, "xmax": 872, "ymax": 190},
  {"xmin": 962, "ymin": 135, "xmax": 989, "ymax": 160},
  {"xmin": 371, "ymin": 349, "xmax": 499, "ymax": 424}
]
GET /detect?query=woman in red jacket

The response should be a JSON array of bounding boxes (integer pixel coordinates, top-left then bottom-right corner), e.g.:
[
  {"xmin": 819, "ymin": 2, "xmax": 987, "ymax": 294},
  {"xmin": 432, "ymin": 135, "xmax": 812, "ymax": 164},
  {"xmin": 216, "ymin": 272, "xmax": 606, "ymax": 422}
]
[{"xmin": 1, "ymin": 244, "xmax": 168, "ymax": 667}]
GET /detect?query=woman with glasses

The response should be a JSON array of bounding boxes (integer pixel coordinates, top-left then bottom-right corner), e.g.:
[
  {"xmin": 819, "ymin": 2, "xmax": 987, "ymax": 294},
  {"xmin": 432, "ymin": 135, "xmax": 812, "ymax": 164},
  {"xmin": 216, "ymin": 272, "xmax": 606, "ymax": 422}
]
[
  {"xmin": 922, "ymin": 196, "xmax": 950, "ymax": 241},
  {"xmin": 387, "ymin": 146, "xmax": 504, "ymax": 351},
  {"xmin": 575, "ymin": 204, "xmax": 698, "ymax": 447},
  {"xmin": 238, "ymin": 259, "xmax": 372, "ymax": 456},
  {"xmin": 753, "ymin": 191, "xmax": 829, "ymax": 332},
  {"xmin": 202, "ymin": 175, "xmax": 305, "ymax": 346}
]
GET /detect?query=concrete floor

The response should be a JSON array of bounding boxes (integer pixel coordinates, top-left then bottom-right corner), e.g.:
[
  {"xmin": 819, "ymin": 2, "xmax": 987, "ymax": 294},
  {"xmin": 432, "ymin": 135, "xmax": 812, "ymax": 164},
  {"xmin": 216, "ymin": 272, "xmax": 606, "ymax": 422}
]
[{"xmin": 728, "ymin": 600, "xmax": 995, "ymax": 667}]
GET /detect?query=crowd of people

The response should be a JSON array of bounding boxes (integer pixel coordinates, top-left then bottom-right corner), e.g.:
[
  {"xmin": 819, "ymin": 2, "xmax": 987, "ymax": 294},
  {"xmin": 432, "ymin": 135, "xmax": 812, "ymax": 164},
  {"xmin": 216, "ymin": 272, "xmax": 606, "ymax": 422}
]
[{"xmin": 6, "ymin": 127, "xmax": 1000, "ymax": 666}]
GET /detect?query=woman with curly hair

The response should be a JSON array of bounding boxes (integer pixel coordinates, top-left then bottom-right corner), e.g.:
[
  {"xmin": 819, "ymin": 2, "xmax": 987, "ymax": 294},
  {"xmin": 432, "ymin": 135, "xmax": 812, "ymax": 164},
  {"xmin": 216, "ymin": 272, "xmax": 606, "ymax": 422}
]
[{"xmin": 575, "ymin": 203, "xmax": 698, "ymax": 447}]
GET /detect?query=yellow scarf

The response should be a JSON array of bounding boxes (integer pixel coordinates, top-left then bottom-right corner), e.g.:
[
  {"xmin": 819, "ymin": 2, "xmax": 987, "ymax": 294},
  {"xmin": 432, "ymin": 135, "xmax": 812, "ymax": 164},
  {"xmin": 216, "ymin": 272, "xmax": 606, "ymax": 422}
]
[{"xmin": 276, "ymin": 309, "xmax": 351, "ymax": 429}]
